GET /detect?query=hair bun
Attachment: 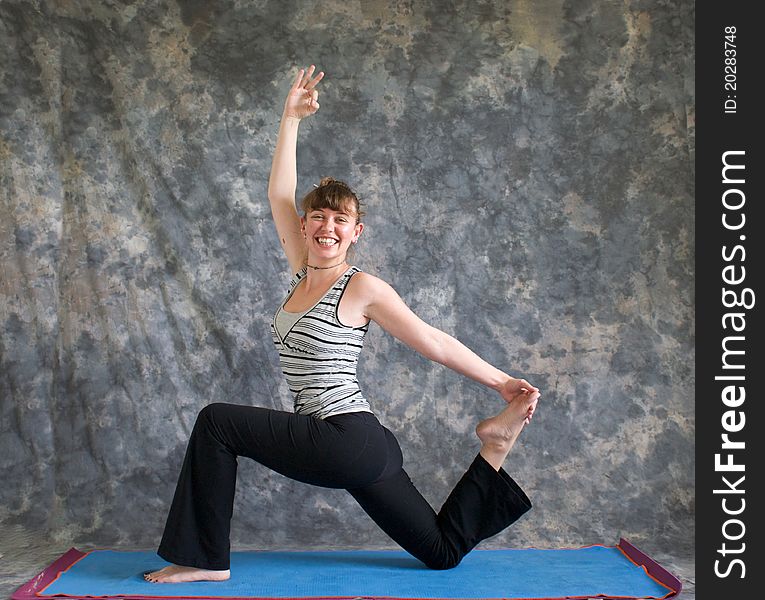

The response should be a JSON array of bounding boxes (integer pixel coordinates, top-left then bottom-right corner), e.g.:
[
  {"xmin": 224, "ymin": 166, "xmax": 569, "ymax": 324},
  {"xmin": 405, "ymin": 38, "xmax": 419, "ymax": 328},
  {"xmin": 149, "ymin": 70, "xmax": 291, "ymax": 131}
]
[{"xmin": 318, "ymin": 176, "xmax": 339, "ymax": 187}]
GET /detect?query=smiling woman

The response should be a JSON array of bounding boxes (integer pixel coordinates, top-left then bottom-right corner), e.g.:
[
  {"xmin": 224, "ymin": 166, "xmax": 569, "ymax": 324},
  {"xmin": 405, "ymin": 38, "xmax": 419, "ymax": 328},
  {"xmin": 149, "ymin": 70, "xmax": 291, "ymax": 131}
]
[
  {"xmin": 300, "ymin": 179, "xmax": 364, "ymax": 267},
  {"xmin": 144, "ymin": 65, "xmax": 541, "ymax": 584},
  {"xmin": 301, "ymin": 197, "xmax": 362, "ymax": 269}
]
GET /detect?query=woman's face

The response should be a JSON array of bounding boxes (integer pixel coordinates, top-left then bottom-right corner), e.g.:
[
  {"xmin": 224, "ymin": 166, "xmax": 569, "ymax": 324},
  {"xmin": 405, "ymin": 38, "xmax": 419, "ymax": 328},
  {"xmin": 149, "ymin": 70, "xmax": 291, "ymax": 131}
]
[{"xmin": 302, "ymin": 207, "xmax": 363, "ymax": 262}]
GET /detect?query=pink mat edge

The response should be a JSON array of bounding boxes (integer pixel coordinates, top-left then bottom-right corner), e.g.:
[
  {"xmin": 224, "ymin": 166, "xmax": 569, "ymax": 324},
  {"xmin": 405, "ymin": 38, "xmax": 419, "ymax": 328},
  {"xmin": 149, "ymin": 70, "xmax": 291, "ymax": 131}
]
[
  {"xmin": 11, "ymin": 547, "xmax": 86, "ymax": 600},
  {"xmin": 11, "ymin": 539, "xmax": 683, "ymax": 600},
  {"xmin": 617, "ymin": 537, "xmax": 682, "ymax": 599}
]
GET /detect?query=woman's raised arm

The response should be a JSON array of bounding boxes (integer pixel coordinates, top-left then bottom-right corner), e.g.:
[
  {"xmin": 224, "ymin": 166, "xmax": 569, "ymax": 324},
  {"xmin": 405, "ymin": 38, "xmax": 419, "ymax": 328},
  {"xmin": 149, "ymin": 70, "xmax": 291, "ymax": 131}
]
[{"xmin": 267, "ymin": 66, "xmax": 324, "ymax": 273}]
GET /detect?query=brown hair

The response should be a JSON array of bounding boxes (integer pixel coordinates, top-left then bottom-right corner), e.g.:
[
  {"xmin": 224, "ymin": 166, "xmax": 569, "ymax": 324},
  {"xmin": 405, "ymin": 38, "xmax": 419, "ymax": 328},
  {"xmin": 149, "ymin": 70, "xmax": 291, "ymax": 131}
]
[{"xmin": 300, "ymin": 177, "xmax": 365, "ymax": 222}]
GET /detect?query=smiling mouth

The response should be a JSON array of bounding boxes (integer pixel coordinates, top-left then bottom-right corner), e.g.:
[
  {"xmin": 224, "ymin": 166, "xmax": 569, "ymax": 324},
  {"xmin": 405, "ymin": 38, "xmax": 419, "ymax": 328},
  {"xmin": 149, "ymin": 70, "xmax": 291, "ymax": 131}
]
[{"xmin": 316, "ymin": 237, "xmax": 339, "ymax": 247}]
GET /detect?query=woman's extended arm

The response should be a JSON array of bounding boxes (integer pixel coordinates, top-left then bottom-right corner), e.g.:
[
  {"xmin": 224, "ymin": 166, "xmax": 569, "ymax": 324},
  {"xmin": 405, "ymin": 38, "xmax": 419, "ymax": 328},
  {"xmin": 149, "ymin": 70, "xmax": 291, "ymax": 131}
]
[
  {"xmin": 356, "ymin": 274, "xmax": 538, "ymax": 408},
  {"xmin": 268, "ymin": 66, "xmax": 324, "ymax": 273}
]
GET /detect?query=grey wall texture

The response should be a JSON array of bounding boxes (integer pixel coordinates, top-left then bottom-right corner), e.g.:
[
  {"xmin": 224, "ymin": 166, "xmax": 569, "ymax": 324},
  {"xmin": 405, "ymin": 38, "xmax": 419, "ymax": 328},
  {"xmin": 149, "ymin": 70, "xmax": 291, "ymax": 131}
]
[{"xmin": 1, "ymin": 0, "xmax": 694, "ymax": 562}]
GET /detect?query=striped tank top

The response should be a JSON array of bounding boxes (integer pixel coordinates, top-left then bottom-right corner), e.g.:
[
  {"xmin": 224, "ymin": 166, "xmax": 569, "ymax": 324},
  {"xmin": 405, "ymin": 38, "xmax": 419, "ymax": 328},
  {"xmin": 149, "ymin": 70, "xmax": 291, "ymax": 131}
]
[{"xmin": 271, "ymin": 266, "xmax": 372, "ymax": 419}]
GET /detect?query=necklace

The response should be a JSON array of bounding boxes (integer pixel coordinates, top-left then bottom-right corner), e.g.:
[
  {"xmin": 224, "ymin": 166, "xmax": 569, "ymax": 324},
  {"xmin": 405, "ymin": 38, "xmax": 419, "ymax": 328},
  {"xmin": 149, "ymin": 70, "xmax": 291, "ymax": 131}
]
[{"xmin": 305, "ymin": 259, "xmax": 347, "ymax": 271}]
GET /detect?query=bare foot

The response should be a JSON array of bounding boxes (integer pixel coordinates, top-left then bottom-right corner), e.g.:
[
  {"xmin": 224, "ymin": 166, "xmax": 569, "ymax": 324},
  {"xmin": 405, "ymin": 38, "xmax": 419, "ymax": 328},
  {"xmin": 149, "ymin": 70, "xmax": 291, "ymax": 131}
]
[
  {"xmin": 476, "ymin": 391, "xmax": 539, "ymax": 470},
  {"xmin": 144, "ymin": 565, "xmax": 231, "ymax": 583}
]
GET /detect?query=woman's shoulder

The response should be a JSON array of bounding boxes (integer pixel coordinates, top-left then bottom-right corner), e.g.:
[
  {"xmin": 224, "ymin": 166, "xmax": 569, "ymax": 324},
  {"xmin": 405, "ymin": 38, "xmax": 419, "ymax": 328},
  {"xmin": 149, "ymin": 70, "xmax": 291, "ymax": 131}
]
[
  {"xmin": 349, "ymin": 268, "xmax": 383, "ymax": 285},
  {"xmin": 347, "ymin": 269, "xmax": 395, "ymax": 298}
]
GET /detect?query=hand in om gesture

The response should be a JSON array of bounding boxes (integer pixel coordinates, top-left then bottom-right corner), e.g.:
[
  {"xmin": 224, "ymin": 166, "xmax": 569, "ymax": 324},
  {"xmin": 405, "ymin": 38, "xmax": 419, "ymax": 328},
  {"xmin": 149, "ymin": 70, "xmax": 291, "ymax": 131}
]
[{"xmin": 283, "ymin": 65, "xmax": 325, "ymax": 120}]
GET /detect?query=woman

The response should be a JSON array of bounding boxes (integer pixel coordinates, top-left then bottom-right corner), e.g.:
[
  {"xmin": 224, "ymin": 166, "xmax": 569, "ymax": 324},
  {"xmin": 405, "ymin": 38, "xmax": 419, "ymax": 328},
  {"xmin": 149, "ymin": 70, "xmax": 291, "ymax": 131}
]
[{"xmin": 145, "ymin": 66, "xmax": 540, "ymax": 583}]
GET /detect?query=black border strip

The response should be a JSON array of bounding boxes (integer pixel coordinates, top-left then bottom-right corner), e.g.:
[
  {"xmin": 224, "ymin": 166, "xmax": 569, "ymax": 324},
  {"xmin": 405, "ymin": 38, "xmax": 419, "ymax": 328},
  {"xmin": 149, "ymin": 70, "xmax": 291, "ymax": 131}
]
[{"xmin": 697, "ymin": 3, "xmax": 763, "ymax": 598}]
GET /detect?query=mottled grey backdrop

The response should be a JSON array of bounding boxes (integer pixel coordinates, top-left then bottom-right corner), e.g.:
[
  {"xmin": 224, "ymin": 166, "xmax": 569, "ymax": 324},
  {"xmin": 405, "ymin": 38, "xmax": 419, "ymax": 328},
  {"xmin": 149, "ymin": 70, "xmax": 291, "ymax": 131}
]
[{"xmin": 1, "ymin": 0, "xmax": 693, "ymax": 566}]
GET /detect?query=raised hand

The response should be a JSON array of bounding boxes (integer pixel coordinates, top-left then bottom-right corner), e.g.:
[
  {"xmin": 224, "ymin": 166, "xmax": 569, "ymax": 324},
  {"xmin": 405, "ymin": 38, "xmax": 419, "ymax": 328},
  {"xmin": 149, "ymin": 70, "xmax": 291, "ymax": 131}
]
[{"xmin": 283, "ymin": 65, "xmax": 325, "ymax": 120}]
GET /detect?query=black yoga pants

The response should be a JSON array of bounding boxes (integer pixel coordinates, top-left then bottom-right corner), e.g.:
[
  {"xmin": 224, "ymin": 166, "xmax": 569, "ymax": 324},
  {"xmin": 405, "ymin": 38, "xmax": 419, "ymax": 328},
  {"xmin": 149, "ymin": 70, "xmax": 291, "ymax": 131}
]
[{"xmin": 157, "ymin": 403, "xmax": 531, "ymax": 571}]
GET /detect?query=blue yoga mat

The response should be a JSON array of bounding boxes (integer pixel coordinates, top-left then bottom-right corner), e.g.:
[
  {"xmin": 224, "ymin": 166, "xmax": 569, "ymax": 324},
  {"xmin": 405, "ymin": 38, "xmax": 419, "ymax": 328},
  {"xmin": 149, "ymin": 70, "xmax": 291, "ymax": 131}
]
[{"xmin": 36, "ymin": 545, "xmax": 676, "ymax": 599}]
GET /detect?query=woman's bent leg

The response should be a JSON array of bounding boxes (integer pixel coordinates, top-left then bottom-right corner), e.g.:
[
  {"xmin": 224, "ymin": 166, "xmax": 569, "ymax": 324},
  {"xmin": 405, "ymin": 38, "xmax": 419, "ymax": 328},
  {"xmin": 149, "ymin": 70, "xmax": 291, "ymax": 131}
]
[
  {"xmin": 349, "ymin": 451, "xmax": 531, "ymax": 570},
  {"xmin": 157, "ymin": 405, "xmax": 386, "ymax": 572}
]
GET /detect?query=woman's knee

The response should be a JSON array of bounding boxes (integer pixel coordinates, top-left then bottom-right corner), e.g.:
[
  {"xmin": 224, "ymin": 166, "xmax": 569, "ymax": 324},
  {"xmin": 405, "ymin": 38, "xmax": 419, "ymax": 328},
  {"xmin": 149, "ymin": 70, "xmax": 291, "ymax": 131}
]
[
  {"xmin": 196, "ymin": 402, "xmax": 216, "ymax": 423},
  {"xmin": 422, "ymin": 549, "xmax": 463, "ymax": 571},
  {"xmin": 194, "ymin": 402, "xmax": 231, "ymax": 434}
]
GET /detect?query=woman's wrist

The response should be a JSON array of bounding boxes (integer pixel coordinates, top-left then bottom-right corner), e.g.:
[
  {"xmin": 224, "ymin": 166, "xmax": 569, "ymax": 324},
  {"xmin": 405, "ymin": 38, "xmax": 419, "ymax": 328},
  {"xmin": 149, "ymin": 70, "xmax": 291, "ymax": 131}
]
[
  {"xmin": 282, "ymin": 113, "xmax": 302, "ymax": 125},
  {"xmin": 490, "ymin": 373, "xmax": 515, "ymax": 393}
]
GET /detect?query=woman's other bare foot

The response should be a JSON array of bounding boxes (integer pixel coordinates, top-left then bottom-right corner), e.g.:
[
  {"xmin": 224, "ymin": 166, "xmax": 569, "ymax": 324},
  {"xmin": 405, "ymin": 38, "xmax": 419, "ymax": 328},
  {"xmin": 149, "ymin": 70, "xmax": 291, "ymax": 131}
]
[
  {"xmin": 144, "ymin": 564, "xmax": 231, "ymax": 583},
  {"xmin": 476, "ymin": 391, "xmax": 539, "ymax": 470}
]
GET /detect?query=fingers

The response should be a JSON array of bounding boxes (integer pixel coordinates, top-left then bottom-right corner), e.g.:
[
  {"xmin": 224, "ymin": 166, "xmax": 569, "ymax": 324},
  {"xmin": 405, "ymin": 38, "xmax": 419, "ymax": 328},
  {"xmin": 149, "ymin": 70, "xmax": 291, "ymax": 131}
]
[
  {"xmin": 525, "ymin": 390, "xmax": 540, "ymax": 411},
  {"xmin": 292, "ymin": 65, "xmax": 324, "ymax": 91},
  {"xmin": 290, "ymin": 68, "xmax": 305, "ymax": 91},
  {"xmin": 300, "ymin": 64, "xmax": 315, "ymax": 89},
  {"xmin": 516, "ymin": 378, "xmax": 539, "ymax": 393},
  {"xmin": 517, "ymin": 390, "xmax": 538, "ymax": 427},
  {"xmin": 305, "ymin": 89, "xmax": 320, "ymax": 110},
  {"xmin": 305, "ymin": 68, "xmax": 324, "ymax": 91},
  {"xmin": 525, "ymin": 391, "xmax": 539, "ymax": 425}
]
